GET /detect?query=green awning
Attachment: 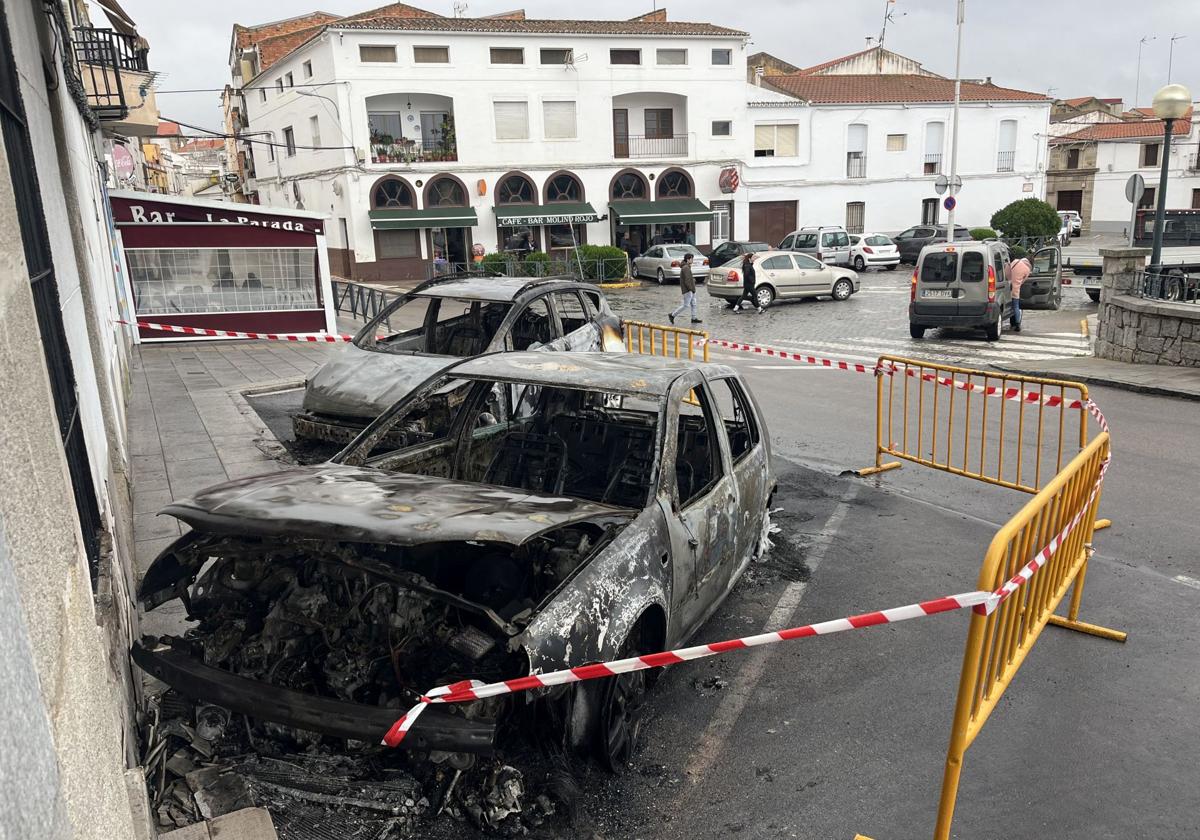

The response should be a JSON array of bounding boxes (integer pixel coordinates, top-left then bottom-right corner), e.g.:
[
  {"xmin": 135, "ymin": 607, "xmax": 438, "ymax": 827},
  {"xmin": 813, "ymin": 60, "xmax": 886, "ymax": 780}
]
[
  {"xmin": 369, "ymin": 206, "xmax": 478, "ymax": 230},
  {"xmin": 609, "ymin": 198, "xmax": 712, "ymax": 225},
  {"xmin": 494, "ymin": 202, "xmax": 599, "ymax": 227}
]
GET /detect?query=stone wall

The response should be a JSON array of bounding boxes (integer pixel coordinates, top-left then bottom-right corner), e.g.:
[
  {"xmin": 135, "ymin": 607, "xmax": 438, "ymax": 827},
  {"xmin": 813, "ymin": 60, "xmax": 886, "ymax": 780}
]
[{"xmin": 1095, "ymin": 247, "xmax": 1200, "ymax": 366}]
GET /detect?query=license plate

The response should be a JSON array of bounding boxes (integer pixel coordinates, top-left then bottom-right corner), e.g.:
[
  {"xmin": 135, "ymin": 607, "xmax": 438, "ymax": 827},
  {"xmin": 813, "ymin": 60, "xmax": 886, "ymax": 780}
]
[{"xmin": 922, "ymin": 289, "xmax": 953, "ymax": 298}]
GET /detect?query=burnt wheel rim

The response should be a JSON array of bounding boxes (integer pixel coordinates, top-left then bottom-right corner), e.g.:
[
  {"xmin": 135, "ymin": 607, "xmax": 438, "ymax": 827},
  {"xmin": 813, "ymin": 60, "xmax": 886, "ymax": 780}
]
[{"xmin": 600, "ymin": 662, "xmax": 647, "ymax": 769}]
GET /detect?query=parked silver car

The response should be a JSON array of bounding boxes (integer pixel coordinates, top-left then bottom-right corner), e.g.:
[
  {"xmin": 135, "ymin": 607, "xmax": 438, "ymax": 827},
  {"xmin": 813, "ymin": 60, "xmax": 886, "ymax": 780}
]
[
  {"xmin": 707, "ymin": 250, "xmax": 860, "ymax": 308},
  {"xmin": 779, "ymin": 226, "xmax": 853, "ymax": 266},
  {"xmin": 632, "ymin": 244, "xmax": 711, "ymax": 284},
  {"xmin": 909, "ymin": 240, "xmax": 1012, "ymax": 340},
  {"xmin": 295, "ymin": 276, "xmax": 623, "ymax": 444}
]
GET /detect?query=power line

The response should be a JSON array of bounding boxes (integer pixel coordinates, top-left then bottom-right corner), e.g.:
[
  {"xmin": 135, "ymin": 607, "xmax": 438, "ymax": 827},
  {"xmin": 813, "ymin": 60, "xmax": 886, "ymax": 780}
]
[{"xmin": 161, "ymin": 115, "xmax": 356, "ymax": 152}]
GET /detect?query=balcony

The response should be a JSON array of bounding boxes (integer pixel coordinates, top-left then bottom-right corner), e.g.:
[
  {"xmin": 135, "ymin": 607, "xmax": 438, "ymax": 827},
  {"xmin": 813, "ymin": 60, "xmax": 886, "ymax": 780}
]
[
  {"xmin": 367, "ymin": 93, "xmax": 456, "ymax": 166},
  {"xmin": 923, "ymin": 153, "xmax": 943, "ymax": 175},
  {"xmin": 72, "ymin": 27, "xmax": 159, "ymax": 135},
  {"xmin": 1188, "ymin": 153, "xmax": 1200, "ymax": 172},
  {"xmin": 846, "ymin": 153, "xmax": 867, "ymax": 179},
  {"xmin": 997, "ymin": 150, "xmax": 1016, "ymax": 172},
  {"xmin": 614, "ymin": 134, "xmax": 689, "ymax": 159}
]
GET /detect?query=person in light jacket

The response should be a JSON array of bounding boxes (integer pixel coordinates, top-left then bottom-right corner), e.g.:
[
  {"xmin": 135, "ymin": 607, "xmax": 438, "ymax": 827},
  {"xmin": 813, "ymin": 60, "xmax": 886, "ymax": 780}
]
[
  {"xmin": 1005, "ymin": 255, "xmax": 1031, "ymax": 332},
  {"xmin": 668, "ymin": 253, "xmax": 701, "ymax": 325}
]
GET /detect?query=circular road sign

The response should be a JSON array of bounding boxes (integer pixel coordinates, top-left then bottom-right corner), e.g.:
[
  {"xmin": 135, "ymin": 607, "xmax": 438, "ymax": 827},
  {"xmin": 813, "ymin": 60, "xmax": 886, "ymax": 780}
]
[
  {"xmin": 944, "ymin": 195, "xmax": 957, "ymax": 211},
  {"xmin": 934, "ymin": 174, "xmax": 949, "ymax": 195},
  {"xmin": 1125, "ymin": 173, "xmax": 1146, "ymax": 204}
]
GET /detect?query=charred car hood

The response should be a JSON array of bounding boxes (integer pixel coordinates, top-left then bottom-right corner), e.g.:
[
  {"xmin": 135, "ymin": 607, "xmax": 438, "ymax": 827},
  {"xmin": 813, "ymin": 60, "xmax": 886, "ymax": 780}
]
[
  {"xmin": 161, "ymin": 465, "xmax": 634, "ymax": 546},
  {"xmin": 302, "ymin": 345, "xmax": 458, "ymax": 418}
]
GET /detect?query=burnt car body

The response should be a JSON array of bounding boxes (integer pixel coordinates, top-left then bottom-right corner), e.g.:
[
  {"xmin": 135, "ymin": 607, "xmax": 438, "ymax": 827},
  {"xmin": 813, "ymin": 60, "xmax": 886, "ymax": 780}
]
[
  {"xmin": 135, "ymin": 353, "xmax": 775, "ymax": 768},
  {"xmin": 295, "ymin": 275, "xmax": 624, "ymax": 444}
]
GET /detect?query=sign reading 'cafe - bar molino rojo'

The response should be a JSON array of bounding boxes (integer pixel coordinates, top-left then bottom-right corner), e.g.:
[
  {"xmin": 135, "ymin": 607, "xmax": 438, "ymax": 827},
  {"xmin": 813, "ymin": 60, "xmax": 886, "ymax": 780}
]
[{"xmin": 109, "ymin": 191, "xmax": 336, "ymax": 343}]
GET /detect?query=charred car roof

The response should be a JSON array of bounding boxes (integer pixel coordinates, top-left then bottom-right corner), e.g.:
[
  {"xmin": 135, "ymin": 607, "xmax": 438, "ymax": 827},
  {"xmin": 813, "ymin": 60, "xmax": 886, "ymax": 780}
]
[
  {"xmin": 409, "ymin": 275, "xmax": 596, "ymax": 303},
  {"xmin": 445, "ymin": 351, "xmax": 736, "ymax": 396}
]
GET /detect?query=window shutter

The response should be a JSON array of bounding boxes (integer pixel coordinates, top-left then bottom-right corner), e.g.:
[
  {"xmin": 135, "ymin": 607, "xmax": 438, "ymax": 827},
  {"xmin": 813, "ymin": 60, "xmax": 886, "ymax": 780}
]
[
  {"xmin": 775, "ymin": 124, "xmax": 798, "ymax": 156},
  {"xmin": 754, "ymin": 124, "xmax": 775, "ymax": 151},
  {"xmin": 847, "ymin": 123, "xmax": 867, "ymax": 153},
  {"xmin": 494, "ymin": 101, "xmax": 529, "ymax": 140},
  {"xmin": 543, "ymin": 101, "xmax": 576, "ymax": 139}
]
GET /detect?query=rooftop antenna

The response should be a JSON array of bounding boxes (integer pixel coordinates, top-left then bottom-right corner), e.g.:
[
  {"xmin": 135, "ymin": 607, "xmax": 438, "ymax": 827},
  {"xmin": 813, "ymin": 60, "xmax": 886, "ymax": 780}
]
[
  {"xmin": 876, "ymin": 0, "xmax": 905, "ymax": 73},
  {"xmin": 452, "ymin": 1, "xmax": 468, "ymax": 18}
]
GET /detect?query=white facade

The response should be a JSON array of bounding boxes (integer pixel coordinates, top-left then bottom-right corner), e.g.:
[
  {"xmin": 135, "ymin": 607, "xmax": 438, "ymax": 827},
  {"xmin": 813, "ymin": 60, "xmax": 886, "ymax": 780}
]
[
  {"xmin": 1088, "ymin": 125, "xmax": 1200, "ymax": 231},
  {"xmin": 740, "ymin": 83, "xmax": 1050, "ymax": 238},
  {"xmin": 235, "ymin": 24, "xmax": 749, "ymax": 278}
]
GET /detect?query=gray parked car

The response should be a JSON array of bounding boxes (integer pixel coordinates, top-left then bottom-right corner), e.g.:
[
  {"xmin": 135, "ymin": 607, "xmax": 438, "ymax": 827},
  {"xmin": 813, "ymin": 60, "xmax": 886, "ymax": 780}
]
[
  {"xmin": 779, "ymin": 226, "xmax": 852, "ymax": 266},
  {"xmin": 894, "ymin": 224, "xmax": 972, "ymax": 263},
  {"xmin": 708, "ymin": 250, "xmax": 860, "ymax": 308},
  {"xmin": 133, "ymin": 352, "xmax": 775, "ymax": 769},
  {"xmin": 632, "ymin": 244, "xmax": 711, "ymax": 284},
  {"xmin": 909, "ymin": 239, "xmax": 1012, "ymax": 341},
  {"xmin": 295, "ymin": 275, "xmax": 622, "ymax": 444}
]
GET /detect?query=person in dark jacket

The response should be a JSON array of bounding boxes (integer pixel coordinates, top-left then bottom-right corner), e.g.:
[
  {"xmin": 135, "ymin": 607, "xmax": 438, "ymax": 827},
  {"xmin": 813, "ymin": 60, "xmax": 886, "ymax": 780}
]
[
  {"xmin": 668, "ymin": 253, "xmax": 701, "ymax": 324},
  {"xmin": 733, "ymin": 252, "xmax": 765, "ymax": 313}
]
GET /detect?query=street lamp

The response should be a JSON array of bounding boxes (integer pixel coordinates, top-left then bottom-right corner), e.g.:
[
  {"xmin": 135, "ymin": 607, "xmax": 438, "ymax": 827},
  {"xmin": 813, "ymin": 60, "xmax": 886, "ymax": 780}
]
[{"xmin": 1148, "ymin": 83, "xmax": 1191, "ymax": 275}]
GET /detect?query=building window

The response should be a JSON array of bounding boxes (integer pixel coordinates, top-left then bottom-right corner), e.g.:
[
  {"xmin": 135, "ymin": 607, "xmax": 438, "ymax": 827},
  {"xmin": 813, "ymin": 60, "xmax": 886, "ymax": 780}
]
[
  {"xmin": 259, "ymin": 88, "xmax": 267, "ymax": 103},
  {"xmin": 377, "ymin": 229, "xmax": 420, "ymax": 259},
  {"xmin": 275, "ymin": 78, "xmax": 284, "ymax": 94},
  {"xmin": 426, "ymin": 176, "xmax": 466, "ymax": 207},
  {"xmin": 283, "ymin": 126, "xmax": 296, "ymax": 157},
  {"xmin": 711, "ymin": 200, "xmax": 733, "ymax": 243},
  {"xmin": 997, "ymin": 119, "xmax": 1017, "ymax": 172},
  {"xmin": 372, "ymin": 177, "xmax": 415, "ymax": 208},
  {"xmin": 490, "ymin": 47, "xmax": 524, "ymax": 65},
  {"xmin": 285, "ymin": 72, "xmax": 294, "ymax": 88},
  {"xmin": 924, "ymin": 121, "xmax": 945, "ymax": 174},
  {"xmin": 1138, "ymin": 186, "xmax": 1156, "ymax": 209},
  {"xmin": 414, "ymin": 46, "xmax": 450, "ymax": 64},
  {"xmin": 1142, "ymin": 143, "xmax": 1160, "ymax": 167},
  {"xmin": 543, "ymin": 100, "xmax": 577, "ymax": 140},
  {"xmin": 494, "ymin": 100, "xmax": 529, "ymax": 140},
  {"xmin": 656, "ymin": 169, "xmax": 693, "ymax": 199},
  {"xmin": 540, "ymin": 47, "xmax": 573, "ymax": 64},
  {"xmin": 754, "ymin": 123, "xmax": 798, "ymax": 157},
  {"xmin": 302, "ymin": 60, "xmax": 312, "ymax": 78},
  {"xmin": 846, "ymin": 201, "xmax": 865, "ymax": 234},
  {"xmin": 645, "ymin": 108, "xmax": 674, "ymax": 139},
  {"xmin": 610, "ymin": 49, "xmax": 641, "ymax": 65},
  {"xmin": 359, "ymin": 45, "xmax": 397, "ymax": 63},
  {"xmin": 1066, "ymin": 148, "xmax": 1081, "ymax": 169},
  {"xmin": 712, "ymin": 120, "xmax": 732, "ymax": 137},
  {"xmin": 847, "ymin": 123, "xmax": 867, "ymax": 178},
  {"xmin": 265, "ymin": 132, "xmax": 275, "ymax": 162},
  {"xmin": 309, "ymin": 115, "xmax": 321, "ymax": 147},
  {"xmin": 887, "ymin": 133, "xmax": 907, "ymax": 152},
  {"xmin": 657, "ymin": 48, "xmax": 687, "ymax": 65},
  {"xmin": 711, "ymin": 48, "xmax": 732, "ymax": 65},
  {"xmin": 1192, "ymin": 188, "xmax": 1200, "ymax": 209},
  {"xmin": 497, "ymin": 173, "xmax": 536, "ymax": 204},
  {"xmin": 921, "ymin": 198, "xmax": 939, "ymax": 225},
  {"xmin": 611, "ymin": 170, "xmax": 648, "ymax": 200},
  {"xmin": 127, "ymin": 248, "xmax": 318, "ymax": 314},
  {"xmin": 544, "ymin": 171, "xmax": 583, "ymax": 203}
]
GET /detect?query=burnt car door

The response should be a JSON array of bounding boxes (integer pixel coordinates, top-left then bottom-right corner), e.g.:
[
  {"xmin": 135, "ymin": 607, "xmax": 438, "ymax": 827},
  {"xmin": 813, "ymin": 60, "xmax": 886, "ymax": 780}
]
[
  {"xmin": 660, "ymin": 375, "xmax": 738, "ymax": 638},
  {"xmin": 708, "ymin": 376, "xmax": 769, "ymax": 567},
  {"xmin": 546, "ymin": 289, "xmax": 603, "ymax": 351},
  {"xmin": 501, "ymin": 294, "xmax": 562, "ymax": 351}
]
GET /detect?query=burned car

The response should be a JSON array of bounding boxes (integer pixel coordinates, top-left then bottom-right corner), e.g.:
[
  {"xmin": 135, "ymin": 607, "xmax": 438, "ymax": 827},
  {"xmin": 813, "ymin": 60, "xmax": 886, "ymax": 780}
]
[
  {"xmin": 295, "ymin": 275, "xmax": 624, "ymax": 444},
  {"xmin": 134, "ymin": 352, "xmax": 774, "ymax": 769}
]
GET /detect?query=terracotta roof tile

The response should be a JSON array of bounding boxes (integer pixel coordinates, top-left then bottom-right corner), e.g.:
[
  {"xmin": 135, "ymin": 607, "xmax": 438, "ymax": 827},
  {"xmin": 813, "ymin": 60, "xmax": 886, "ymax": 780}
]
[
  {"xmin": 156, "ymin": 120, "xmax": 180, "ymax": 136},
  {"xmin": 763, "ymin": 74, "xmax": 1050, "ymax": 104},
  {"xmin": 331, "ymin": 16, "xmax": 745, "ymax": 36},
  {"xmin": 1050, "ymin": 117, "xmax": 1191, "ymax": 143}
]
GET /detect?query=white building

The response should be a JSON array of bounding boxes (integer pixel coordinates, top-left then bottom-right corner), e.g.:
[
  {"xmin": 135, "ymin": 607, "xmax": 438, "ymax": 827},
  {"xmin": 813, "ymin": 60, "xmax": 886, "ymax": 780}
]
[
  {"xmin": 740, "ymin": 48, "xmax": 1052, "ymax": 243},
  {"xmin": 228, "ymin": 6, "xmax": 749, "ymax": 281}
]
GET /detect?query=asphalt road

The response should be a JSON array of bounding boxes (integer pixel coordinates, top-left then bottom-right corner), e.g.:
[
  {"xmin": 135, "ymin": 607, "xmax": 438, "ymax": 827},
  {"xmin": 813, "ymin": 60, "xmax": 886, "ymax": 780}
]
[{"xmin": 245, "ymin": 271, "xmax": 1200, "ymax": 839}]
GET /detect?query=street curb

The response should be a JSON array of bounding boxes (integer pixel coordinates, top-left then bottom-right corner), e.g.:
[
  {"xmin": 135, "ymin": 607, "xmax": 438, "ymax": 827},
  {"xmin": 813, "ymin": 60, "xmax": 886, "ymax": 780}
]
[
  {"xmin": 989, "ymin": 363, "xmax": 1200, "ymax": 402},
  {"xmin": 599, "ymin": 281, "xmax": 643, "ymax": 289},
  {"xmin": 226, "ymin": 378, "xmax": 307, "ymax": 463}
]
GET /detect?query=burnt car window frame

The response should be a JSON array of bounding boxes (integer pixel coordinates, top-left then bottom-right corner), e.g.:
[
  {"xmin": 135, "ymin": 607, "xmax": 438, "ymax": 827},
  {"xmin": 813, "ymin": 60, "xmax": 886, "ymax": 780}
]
[
  {"xmin": 711, "ymin": 376, "xmax": 760, "ymax": 463},
  {"xmin": 504, "ymin": 293, "xmax": 563, "ymax": 350},
  {"xmin": 548, "ymin": 289, "xmax": 590, "ymax": 335},
  {"xmin": 666, "ymin": 376, "xmax": 726, "ymax": 509}
]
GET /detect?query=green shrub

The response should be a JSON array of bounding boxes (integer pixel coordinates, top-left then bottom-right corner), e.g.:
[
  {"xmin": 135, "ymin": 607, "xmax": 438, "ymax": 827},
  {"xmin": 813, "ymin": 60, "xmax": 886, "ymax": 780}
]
[
  {"xmin": 479, "ymin": 251, "xmax": 512, "ymax": 275},
  {"xmin": 522, "ymin": 251, "xmax": 551, "ymax": 276},
  {"xmin": 1009, "ymin": 244, "xmax": 1028, "ymax": 259},
  {"xmin": 574, "ymin": 244, "xmax": 629, "ymax": 281},
  {"xmin": 989, "ymin": 198, "xmax": 1060, "ymax": 239},
  {"xmin": 969, "ymin": 227, "xmax": 998, "ymax": 241}
]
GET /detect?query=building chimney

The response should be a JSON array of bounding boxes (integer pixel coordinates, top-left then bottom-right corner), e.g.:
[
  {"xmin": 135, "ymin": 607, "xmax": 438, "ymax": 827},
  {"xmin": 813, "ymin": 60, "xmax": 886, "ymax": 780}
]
[{"xmin": 755, "ymin": 65, "xmax": 764, "ymax": 87}]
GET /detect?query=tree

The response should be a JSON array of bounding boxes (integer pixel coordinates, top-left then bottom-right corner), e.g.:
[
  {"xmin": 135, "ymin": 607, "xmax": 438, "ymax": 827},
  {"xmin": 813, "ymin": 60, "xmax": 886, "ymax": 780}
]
[{"xmin": 989, "ymin": 198, "xmax": 1060, "ymax": 239}]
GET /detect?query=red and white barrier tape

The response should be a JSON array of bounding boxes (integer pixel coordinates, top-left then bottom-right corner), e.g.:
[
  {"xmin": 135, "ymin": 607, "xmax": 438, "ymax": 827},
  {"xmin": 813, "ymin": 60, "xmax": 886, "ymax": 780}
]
[
  {"xmin": 119, "ymin": 319, "xmax": 355, "ymax": 343},
  {"xmin": 701, "ymin": 337, "xmax": 877, "ymax": 374},
  {"xmin": 382, "ymin": 459, "xmax": 1110, "ymax": 748}
]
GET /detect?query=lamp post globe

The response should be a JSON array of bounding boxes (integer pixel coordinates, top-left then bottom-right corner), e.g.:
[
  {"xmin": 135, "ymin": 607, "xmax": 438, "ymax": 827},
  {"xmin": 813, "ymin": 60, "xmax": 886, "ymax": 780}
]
[{"xmin": 1148, "ymin": 84, "xmax": 1192, "ymax": 276}]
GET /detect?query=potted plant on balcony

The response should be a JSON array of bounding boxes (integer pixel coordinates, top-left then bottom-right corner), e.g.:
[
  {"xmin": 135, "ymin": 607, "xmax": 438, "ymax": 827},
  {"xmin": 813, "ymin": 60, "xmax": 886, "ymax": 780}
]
[
  {"xmin": 373, "ymin": 134, "xmax": 395, "ymax": 163},
  {"xmin": 438, "ymin": 117, "xmax": 456, "ymax": 161}
]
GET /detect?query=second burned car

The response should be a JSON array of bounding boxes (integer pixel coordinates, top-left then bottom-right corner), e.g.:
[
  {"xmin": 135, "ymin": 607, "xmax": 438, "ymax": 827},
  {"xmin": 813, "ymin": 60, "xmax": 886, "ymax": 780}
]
[{"xmin": 134, "ymin": 353, "xmax": 775, "ymax": 770}]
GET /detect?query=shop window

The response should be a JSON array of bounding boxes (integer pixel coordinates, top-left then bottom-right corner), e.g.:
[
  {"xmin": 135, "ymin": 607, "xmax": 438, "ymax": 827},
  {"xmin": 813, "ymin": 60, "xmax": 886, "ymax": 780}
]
[
  {"xmin": 545, "ymin": 222, "xmax": 585, "ymax": 252},
  {"xmin": 378, "ymin": 229, "xmax": 420, "ymax": 259},
  {"xmin": 427, "ymin": 177, "xmax": 466, "ymax": 207},
  {"xmin": 545, "ymin": 171, "xmax": 583, "ymax": 203},
  {"xmin": 657, "ymin": 170, "xmax": 693, "ymax": 199},
  {"xmin": 127, "ymin": 248, "xmax": 318, "ymax": 315},
  {"xmin": 497, "ymin": 174, "xmax": 536, "ymax": 204},
  {"xmin": 611, "ymin": 171, "xmax": 647, "ymax": 200},
  {"xmin": 711, "ymin": 201, "xmax": 732, "ymax": 242}
]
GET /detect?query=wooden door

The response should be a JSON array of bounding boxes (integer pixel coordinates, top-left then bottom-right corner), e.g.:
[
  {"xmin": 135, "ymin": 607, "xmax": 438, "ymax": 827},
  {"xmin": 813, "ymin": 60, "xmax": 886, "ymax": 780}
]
[
  {"xmin": 612, "ymin": 109, "xmax": 629, "ymax": 158},
  {"xmin": 748, "ymin": 200, "xmax": 796, "ymax": 248},
  {"xmin": 1056, "ymin": 190, "xmax": 1083, "ymax": 213}
]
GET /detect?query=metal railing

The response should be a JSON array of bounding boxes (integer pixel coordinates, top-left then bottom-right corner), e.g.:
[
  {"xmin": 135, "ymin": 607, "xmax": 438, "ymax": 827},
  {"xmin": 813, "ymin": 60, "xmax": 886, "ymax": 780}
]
[
  {"xmin": 996, "ymin": 150, "xmax": 1016, "ymax": 172},
  {"xmin": 370, "ymin": 137, "xmax": 458, "ymax": 164},
  {"xmin": 1137, "ymin": 269, "xmax": 1200, "ymax": 303},
  {"xmin": 1188, "ymin": 153, "xmax": 1200, "ymax": 172},
  {"xmin": 433, "ymin": 257, "xmax": 631, "ymax": 283},
  {"xmin": 72, "ymin": 26, "xmax": 148, "ymax": 120},
  {"xmin": 846, "ymin": 154, "xmax": 867, "ymax": 178},
  {"xmin": 923, "ymin": 153, "xmax": 943, "ymax": 175},
  {"xmin": 614, "ymin": 134, "xmax": 688, "ymax": 159},
  {"xmin": 623, "ymin": 320, "xmax": 708, "ymax": 362},
  {"xmin": 331, "ymin": 279, "xmax": 401, "ymax": 329}
]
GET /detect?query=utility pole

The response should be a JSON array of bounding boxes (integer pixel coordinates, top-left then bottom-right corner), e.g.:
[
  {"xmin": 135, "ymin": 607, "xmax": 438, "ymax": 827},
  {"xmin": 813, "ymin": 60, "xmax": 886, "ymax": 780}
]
[
  {"xmin": 1168, "ymin": 35, "xmax": 1186, "ymax": 83},
  {"xmin": 1135, "ymin": 35, "xmax": 1156, "ymax": 105},
  {"xmin": 946, "ymin": 0, "xmax": 964, "ymax": 243}
]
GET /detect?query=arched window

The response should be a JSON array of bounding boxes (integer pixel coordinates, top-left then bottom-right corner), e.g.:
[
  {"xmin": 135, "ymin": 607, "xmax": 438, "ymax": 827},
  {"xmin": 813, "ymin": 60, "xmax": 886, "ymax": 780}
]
[
  {"xmin": 371, "ymin": 176, "xmax": 415, "ymax": 209},
  {"xmin": 656, "ymin": 169, "xmax": 693, "ymax": 199},
  {"xmin": 425, "ymin": 175, "xmax": 467, "ymax": 207},
  {"xmin": 497, "ymin": 172, "xmax": 537, "ymax": 205},
  {"xmin": 544, "ymin": 170, "xmax": 583, "ymax": 203},
  {"xmin": 610, "ymin": 170, "xmax": 648, "ymax": 200}
]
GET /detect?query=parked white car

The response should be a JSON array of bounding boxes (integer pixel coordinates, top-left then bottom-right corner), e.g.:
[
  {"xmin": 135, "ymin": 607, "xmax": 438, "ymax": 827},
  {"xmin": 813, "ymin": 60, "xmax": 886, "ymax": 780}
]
[
  {"xmin": 632, "ymin": 244, "xmax": 711, "ymax": 284},
  {"xmin": 1057, "ymin": 210, "xmax": 1082, "ymax": 237},
  {"xmin": 848, "ymin": 233, "xmax": 901, "ymax": 271}
]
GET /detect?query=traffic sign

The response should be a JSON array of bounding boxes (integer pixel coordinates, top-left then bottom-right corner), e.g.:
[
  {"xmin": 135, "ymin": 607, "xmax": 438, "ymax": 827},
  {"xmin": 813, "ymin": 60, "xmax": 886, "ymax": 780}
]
[
  {"xmin": 944, "ymin": 196, "xmax": 957, "ymax": 211},
  {"xmin": 1125, "ymin": 174, "xmax": 1145, "ymax": 204},
  {"xmin": 934, "ymin": 174, "xmax": 948, "ymax": 195}
]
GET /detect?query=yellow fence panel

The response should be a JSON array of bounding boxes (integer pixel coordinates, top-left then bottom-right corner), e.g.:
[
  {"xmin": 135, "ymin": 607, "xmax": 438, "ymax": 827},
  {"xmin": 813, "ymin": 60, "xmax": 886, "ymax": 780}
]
[{"xmin": 623, "ymin": 319, "xmax": 709, "ymax": 363}]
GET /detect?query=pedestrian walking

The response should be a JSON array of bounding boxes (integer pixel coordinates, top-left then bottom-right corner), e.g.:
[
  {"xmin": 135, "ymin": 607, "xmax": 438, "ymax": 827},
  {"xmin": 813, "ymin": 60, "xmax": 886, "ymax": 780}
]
[
  {"xmin": 1005, "ymin": 254, "xmax": 1031, "ymax": 332},
  {"xmin": 732, "ymin": 252, "xmax": 765, "ymax": 314},
  {"xmin": 668, "ymin": 253, "xmax": 702, "ymax": 325}
]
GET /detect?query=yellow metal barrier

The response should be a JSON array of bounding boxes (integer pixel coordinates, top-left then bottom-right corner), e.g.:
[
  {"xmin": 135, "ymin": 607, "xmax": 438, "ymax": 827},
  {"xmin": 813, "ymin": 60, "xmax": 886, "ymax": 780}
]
[
  {"xmin": 622, "ymin": 319, "xmax": 709, "ymax": 363},
  {"xmin": 857, "ymin": 355, "xmax": 1092, "ymax": 495},
  {"xmin": 934, "ymin": 432, "xmax": 1124, "ymax": 840}
]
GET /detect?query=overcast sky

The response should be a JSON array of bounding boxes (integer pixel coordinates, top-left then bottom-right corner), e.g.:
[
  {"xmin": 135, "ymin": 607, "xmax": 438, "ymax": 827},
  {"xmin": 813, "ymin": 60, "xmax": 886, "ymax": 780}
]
[{"xmin": 99, "ymin": 0, "xmax": 1200, "ymax": 132}]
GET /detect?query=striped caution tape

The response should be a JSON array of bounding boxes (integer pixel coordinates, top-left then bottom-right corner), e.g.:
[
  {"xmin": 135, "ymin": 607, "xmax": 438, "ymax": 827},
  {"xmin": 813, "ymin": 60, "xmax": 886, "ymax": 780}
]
[
  {"xmin": 118, "ymin": 319, "xmax": 356, "ymax": 343},
  {"xmin": 700, "ymin": 337, "xmax": 877, "ymax": 374},
  {"xmin": 382, "ymin": 458, "xmax": 1109, "ymax": 749}
]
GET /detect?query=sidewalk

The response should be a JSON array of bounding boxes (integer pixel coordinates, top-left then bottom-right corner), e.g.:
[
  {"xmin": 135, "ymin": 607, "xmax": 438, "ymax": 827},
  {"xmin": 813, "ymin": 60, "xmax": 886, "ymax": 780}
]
[{"xmin": 993, "ymin": 355, "xmax": 1200, "ymax": 400}]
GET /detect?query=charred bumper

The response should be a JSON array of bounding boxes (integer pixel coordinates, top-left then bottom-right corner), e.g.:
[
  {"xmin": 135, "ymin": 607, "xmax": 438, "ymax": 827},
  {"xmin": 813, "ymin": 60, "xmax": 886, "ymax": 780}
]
[
  {"xmin": 292, "ymin": 411, "xmax": 369, "ymax": 445},
  {"xmin": 132, "ymin": 640, "xmax": 496, "ymax": 755}
]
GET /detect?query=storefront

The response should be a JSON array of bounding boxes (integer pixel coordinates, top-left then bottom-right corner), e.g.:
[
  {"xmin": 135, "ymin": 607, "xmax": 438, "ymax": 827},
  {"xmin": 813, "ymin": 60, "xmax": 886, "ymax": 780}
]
[
  {"xmin": 609, "ymin": 198, "xmax": 713, "ymax": 253},
  {"xmin": 494, "ymin": 202, "xmax": 598, "ymax": 260},
  {"xmin": 110, "ymin": 191, "xmax": 336, "ymax": 342}
]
